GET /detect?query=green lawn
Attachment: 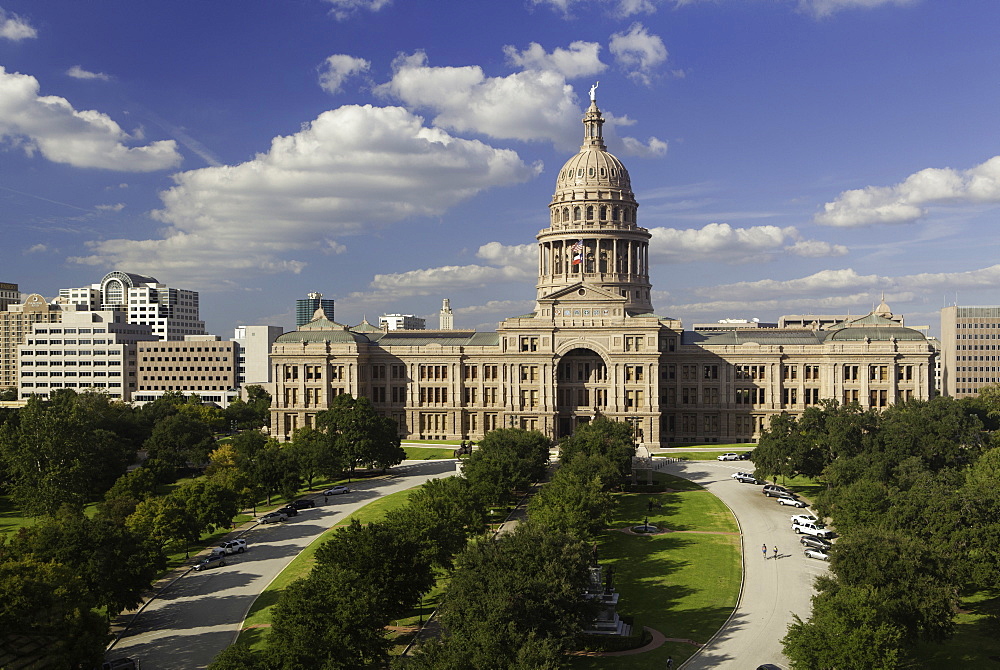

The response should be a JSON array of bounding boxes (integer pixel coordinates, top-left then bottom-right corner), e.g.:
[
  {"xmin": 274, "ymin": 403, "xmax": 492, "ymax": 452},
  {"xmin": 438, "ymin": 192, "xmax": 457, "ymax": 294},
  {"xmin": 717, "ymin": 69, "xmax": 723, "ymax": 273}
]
[
  {"xmin": 911, "ymin": 591, "xmax": 1000, "ymax": 666},
  {"xmin": 402, "ymin": 445, "xmax": 459, "ymax": 460},
  {"xmin": 570, "ymin": 474, "xmax": 741, "ymax": 669}
]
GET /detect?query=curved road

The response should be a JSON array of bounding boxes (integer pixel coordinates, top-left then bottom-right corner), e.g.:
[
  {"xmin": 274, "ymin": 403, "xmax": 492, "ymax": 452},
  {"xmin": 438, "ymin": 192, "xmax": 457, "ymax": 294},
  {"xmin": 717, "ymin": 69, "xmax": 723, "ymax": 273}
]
[
  {"xmin": 663, "ymin": 458, "xmax": 828, "ymax": 670},
  {"xmin": 109, "ymin": 459, "xmax": 459, "ymax": 670}
]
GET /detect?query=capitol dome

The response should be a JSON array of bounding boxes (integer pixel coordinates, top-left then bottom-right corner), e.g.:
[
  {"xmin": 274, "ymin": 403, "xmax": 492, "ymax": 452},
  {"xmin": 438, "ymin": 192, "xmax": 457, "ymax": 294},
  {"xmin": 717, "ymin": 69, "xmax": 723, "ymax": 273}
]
[{"xmin": 555, "ymin": 147, "xmax": 631, "ymax": 191}]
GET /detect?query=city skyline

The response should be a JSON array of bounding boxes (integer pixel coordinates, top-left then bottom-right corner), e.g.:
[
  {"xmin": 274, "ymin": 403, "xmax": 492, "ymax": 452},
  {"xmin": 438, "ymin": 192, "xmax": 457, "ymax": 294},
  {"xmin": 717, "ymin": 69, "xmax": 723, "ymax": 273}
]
[{"xmin": 2, "ymin": 0, "xmax": 999, "ymax": 337}]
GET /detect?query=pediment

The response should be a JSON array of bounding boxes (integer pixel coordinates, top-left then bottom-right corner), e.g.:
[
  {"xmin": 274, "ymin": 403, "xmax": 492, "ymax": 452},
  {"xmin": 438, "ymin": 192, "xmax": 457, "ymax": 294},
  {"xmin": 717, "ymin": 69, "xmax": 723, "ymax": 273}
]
[{"xmin": 538, "ymin": 282, "xmax": 627, "ymax": 305}]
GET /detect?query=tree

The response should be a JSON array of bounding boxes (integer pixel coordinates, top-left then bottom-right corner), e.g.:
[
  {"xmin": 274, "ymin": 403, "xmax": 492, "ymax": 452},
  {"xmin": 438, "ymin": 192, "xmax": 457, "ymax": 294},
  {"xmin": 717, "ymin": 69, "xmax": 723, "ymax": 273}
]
[
  {"xmin": 431, "ymin": 523, "xmax": 595, "ymax": 667},
  {"xmin": 143, "ymin": 411, "xmax": 217, "ymax": 481},
  {"xmin": 126, "ymin": 493, "xmax": 202, "ymax": 553},
  {"xmin": 463, "ymin": 428, "xmax": 551, "ymax": 506},
  {"xmin": 179, "ymin": 479, "xmax": 240, "ymax": 535},
  {"xmin": 225, "ymin": 385, "xmax": 271, "ymax": 430},
  {"xmin": 288, "ymin": 426, "xmax": 344, "ymax": 488},
  {"xmin": 384, "ymin": 475, "xmax": 486, "ymax": 568},
  {"xmin": 316, "ymin": 394, "xmax": 404, "ymax": 473},
  {"xmin": 266, "ymin": 563, "xmax": 395, "ymax": 669},
  {"xmin": 0, "ymin": 556, "xmax": 110, "ymax": 668},
  {"xmin": 528, "ymin": 467, "xmax": 614, "ymax": 540},
  {"xmin": 558, "ymin": 416, "xmax": 635, "ymax": 483}
]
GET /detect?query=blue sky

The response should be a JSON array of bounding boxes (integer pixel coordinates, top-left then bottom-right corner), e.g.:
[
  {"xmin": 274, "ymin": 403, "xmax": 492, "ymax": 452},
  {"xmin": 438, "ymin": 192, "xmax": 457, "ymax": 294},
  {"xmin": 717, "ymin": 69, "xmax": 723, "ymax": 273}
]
[{"xmin": 2, "ymin": 0, "xmax": 998, "ymax": 337}]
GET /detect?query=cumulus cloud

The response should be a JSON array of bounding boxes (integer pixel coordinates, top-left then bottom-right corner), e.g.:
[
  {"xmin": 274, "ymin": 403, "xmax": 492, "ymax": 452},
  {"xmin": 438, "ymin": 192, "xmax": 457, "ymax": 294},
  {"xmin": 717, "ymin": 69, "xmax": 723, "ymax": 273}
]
[
  {"xmin": 377, "ymin": 51, "xmax": 584, "ymax": 149},
  {"xmin": 798, "ymin": 0, "xmax": 916, "ymax": 18},
  {"xmin": 0, "ymin": 67, "xmax": 182, "ymax": 171},
  {"xmin": 530, "ymin": 0, "xmax": 665, "ymax": 17},
  {"xmin": 318, "ymin": 54, "xmax": 371, "ymax": 95},
  {"xmin": 816, "ymin": 156, "xmax": 1000, "ymax": 227},
  {"xmin": 24, "ymin": 243, "xmax": 48, "ymax": 254},
  {"xmin": 0, "ymin": 8, "xmax": 35, "ymax": 40},
  {"xmin": 67, "ymin": 65, "xmax": 111, "ymax": 81},
  {"xmin": 503, "ymin": 41, "xmax": 606, "ymax": 79},
  {"xmin": 609, "ymin": 23, "xmax": 668, "ymax": 85},
  {"xmin": 369, "ymin": 264, "xmax": 533, "ymax": 296},
  {"xmin": 621, "ymin": 135, "xmax": 667, "ymax": 157},
  {"xmin": 322, "ymin": 0, "xmax": 393, "ymax": 20},
  {"xmin": 476, "ymin": 241, "xmax": 536, "ymax": 272},
  {"xmin": 70, "ymin": 105, "xmax": 537, "ymax": 282},
  {"xmin": 700, "ymin": 268, "xmax": 882, "ymax": 300},
  {"xmin": 648, "ymin": 223, "xmax": 844, "ymax": 263}
]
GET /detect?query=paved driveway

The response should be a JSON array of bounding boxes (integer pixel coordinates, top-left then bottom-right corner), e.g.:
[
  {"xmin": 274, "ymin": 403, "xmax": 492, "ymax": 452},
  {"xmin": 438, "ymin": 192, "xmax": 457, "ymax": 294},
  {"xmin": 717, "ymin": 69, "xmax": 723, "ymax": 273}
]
[
  {"xmin": 663, "ymin": 459, "xmax": 828, "ymax": 670},
  {"xmin": 109, "ymin": 459, "xmax": 459, "ymax": 669}
]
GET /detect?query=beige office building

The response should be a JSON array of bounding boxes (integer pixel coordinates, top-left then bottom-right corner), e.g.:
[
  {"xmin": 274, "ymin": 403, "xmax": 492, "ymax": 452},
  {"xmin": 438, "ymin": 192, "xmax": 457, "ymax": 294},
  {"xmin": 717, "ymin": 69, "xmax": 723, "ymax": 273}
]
[
  {"xmin": 133, "ymin": 335, "xmax": 238, "ymax": 406},
  {"xmin": 940, "ymin": 305, "xmax": 1000, "ymax": 398},
  {"xmin": 1, "ymin": 294, "xmax": 79, "ymax": 390},
  {"xmin": 268, "ymin": 97, "xmax": 935, "ymax": 446}
]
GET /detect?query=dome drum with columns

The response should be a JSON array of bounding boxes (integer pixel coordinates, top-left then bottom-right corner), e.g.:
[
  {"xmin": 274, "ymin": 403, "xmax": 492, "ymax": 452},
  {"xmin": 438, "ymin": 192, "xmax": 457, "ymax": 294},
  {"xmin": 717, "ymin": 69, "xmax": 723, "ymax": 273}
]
[{"xmin": 536, "ymin": 99, "xmax": 652, "ymax": 315}]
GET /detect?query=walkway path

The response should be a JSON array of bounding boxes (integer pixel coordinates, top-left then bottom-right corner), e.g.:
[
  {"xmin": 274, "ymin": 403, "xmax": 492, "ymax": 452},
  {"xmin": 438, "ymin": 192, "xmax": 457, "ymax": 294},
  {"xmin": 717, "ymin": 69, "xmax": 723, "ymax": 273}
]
[{"xmin": 661, "ymin": 459, "xmax": 827, "ymax": 670}]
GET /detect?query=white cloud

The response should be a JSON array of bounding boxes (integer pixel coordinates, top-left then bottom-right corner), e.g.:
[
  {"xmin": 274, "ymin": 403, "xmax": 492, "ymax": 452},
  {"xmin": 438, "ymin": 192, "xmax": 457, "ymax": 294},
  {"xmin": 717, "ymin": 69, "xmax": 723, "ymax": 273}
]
[
  {"xmin": 503, "ymin": 41, "xmax": 606, "ymax": 79},
  {"xmin": 70, "ymin": 105, "xmax": 537, "ymax": 282},
  {"xmin": 369, "ymin": 264, "xmax": 532, "ymax": 296},
  {"xmin": 67, "ymin": 65, "xmax": 111, "ymax": 81},
  {"xmin": 318, "ymin": 54, "xmax": 371, "ymax": 95},
  {"xmin": 785, "ymin": 239, "xmax": 849, "ymax": 257},
  {"xmin": 648, "ymin": 223, "xmax": 842, "ymax": 263},
  {"xmin": 816, "ymin": 156, "xmax": 1000, "ymax": 227},
  {"xmin": 377, "ymin": 51, "xmax": 584, "ymax": 149},
  {"xmin": 798, "ymin": 0, "xmax": 916, "ymax": 19},
  {"xmin": 530, "ymin": 0, "xmax": 666, "ymax": 17},
  {"xmin": 322, "ymin": 0, "xmax": 393, "ymax": 20},
  {"xmin": 95, "ymin": 202, "xmax": 125, "ymax": 212},
  {"xmin": 0, "ymin": 67, "xmax": 182, "ymax": 171},
  {"xmin": 476, "ymin": 241, "xmax": 536, "ymax": 272},
  {"xmin": 24, "ymin": 243, "xmax": 48, "ymax": 254},
  {"xmin": 700, "ymin": 268, "xmax": 881, "ymax": 300},
  {"xmin": 609, "ymin": 23, "xmax": 668, "ymax": 85},
  {"xmin": 621, "ymin": 135, "xmax": 667, "ymax": 157},
  {"xmin": 0, "ymin": 8, "xmax": 36, "ymax": 40}
]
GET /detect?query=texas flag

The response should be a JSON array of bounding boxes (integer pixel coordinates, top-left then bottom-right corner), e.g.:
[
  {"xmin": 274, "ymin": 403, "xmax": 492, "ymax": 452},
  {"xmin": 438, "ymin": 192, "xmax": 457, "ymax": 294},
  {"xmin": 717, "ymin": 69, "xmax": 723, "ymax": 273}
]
[{"xmin": 572, "ymin": 240, "xmax": 583, "ymax": 265}]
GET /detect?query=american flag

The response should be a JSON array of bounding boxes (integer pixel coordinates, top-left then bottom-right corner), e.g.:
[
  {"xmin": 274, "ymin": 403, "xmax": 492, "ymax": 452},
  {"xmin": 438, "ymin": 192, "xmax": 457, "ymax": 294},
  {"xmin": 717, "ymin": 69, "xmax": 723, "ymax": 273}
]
[{"xmin": 571, "ymin": 240, "xmax": 583, "ymax": 252}]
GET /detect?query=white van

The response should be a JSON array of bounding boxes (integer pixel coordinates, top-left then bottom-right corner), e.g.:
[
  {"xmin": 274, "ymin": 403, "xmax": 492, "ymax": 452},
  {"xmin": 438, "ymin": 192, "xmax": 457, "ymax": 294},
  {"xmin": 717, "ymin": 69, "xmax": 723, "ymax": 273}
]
[{"xmin": 792, "ymin": 521, "xmax": 833, "ymax": 538}]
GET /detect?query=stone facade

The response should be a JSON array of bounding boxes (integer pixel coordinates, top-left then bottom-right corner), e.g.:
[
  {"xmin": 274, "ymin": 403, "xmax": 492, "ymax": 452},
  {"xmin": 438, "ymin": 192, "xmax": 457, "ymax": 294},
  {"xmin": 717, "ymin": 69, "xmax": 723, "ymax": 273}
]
[{"xmin": 268, "ymin": 97, "xmax": 935, "ymax": 446}]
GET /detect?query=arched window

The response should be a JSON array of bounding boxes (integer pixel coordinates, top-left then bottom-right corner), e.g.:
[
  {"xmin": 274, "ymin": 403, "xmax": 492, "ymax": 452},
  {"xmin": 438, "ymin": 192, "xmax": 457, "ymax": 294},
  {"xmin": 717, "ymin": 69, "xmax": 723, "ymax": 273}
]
[
  {"xmin": 586, "ymin": 206, "xmax": 594, "ymax": 220},
  {"xmin": 562, "ymin": 208, "xmax": 569, "ymax": 222},
  {"xmin": 577, "ymin": 169, "xmax": 584, "ymax": 178},
  {"xmin": 600, "ymin": 206, "xmax": 607, "ymax": 220},
  {"xmin": 612, "ymin": 206, "xmax": 619, "ymax": 221},
  {"xmin": 588, "ymin": 167, "xmax": 595, "ymax": 177},
  {"xmin": 600, "ymin": 168, "xmax": 606, "ymax": 177},
  {"xmin": 574, "ymin": 207, "xmax": 581, "ymax": 221},
  {"xmin": 611, "ymin": 168, "xmax": 618, "ymax": 178}
]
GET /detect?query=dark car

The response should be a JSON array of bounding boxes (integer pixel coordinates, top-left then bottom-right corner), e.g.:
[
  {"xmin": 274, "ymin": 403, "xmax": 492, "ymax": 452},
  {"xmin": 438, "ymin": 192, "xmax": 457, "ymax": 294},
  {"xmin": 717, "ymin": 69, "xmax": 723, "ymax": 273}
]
[
  {"xmin": 288, "ymin": 498, "xmax": 315, "ymax": 510},
  {"xmin": 279, "ymin": 505, "xmax": 299, "ymax": 517},
  {"xmin": 259, "ymin": 510, "xmax": 288, "ymax": 524},
  {"xmin": 799, "ymin": 535, "xmax": 832, "ymax": 550},
  {"xmin": 194, "ymin": 553, "xmax": 227, "ymax": 571},
  {"xmin": 738, "ymin": 450, "xmax": 755, "ymax": 461}
]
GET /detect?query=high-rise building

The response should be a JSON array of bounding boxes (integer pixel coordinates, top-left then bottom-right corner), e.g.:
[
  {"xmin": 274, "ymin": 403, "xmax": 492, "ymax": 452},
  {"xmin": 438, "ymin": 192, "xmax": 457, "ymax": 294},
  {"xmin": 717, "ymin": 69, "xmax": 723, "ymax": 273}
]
[
  {"xmin": 133, "ymin": 335, "xmax": 238, "ymax": 405},
  {"xmin": 439, "ymin": 299, "xmax": 454, "ymax": 331},
  {"xmin": 0, "ymin": 282, "xmax": 20, "ymax": 312},
  {"xmin": 940, "ymin": 305, "xmax": 1000, "ymax": 397},
  {"xmin": 60, "ymin": 271, "xmax": 204, "ymax": 341},
  {"xmin": 296, "ymin": 292, "xmax": 335, "ymax": 328},
  {"xmin": 232, "ymin": 325, "xmax": 284, "ymax": 385},
  {"xmin": 268, "ymin": 94, "xmax": 934, "ymax": 444},
  {"xmin": 17, "ymin": 310, "xmax": 158, "ymax": 401},
  {"xmin": 379, "ymin": 314, "xmax": 426, "ymax": 331},
  {"xmin": 1, "ymin": 294, "xmax": 80, "ymax": 389}
]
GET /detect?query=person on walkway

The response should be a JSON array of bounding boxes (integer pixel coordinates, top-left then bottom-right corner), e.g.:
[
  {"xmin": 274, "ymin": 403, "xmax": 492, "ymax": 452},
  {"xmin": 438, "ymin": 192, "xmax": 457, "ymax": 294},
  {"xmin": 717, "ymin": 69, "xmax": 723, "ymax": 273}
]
[
  {"xmin": 762, "ymin": 543, "xmax": 768, "ymax": 559},
  {"xmin": 666, "ymin": 656, "xmax": 673, "ymax": 669},
  {"xmin": 773, "ymin": 545, "xmax": 778, "ymax": 559}
]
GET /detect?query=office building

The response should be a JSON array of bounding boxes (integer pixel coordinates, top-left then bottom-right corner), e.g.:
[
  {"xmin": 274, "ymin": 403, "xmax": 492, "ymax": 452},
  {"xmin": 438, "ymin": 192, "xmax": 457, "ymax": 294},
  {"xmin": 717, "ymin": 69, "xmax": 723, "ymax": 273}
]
[
  {"xmin": 1, "ymin": 294, "xmax": 79, "ymax": 389},
  {"xmin": 133, "ymin": 335, "xmax": 238, "ymax": 405},
  {"xmin": 296, "ymin": 292, "xmax": 335, "ymax": 328},
  {"xmin": 0, "ymin": 282, "xmax": 19, "ymax": 312},
  {"xmin": 940, "ymin": 305, "xmax": 1000, "ymax": 398},
  {"xmin": 379, "ymin": 314, "xmax": 426, "ymax": 331},
  {"xmin": 232, "ymin": 325, "xmax": 284, "ymax": 385}
]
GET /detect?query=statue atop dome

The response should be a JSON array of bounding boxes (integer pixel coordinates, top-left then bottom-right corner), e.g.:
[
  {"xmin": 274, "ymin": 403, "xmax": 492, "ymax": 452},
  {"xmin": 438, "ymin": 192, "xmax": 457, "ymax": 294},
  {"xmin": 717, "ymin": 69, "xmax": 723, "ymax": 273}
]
[{"xmin": 589, "ymin": 81, "xmax": 599, "ymax": 102}]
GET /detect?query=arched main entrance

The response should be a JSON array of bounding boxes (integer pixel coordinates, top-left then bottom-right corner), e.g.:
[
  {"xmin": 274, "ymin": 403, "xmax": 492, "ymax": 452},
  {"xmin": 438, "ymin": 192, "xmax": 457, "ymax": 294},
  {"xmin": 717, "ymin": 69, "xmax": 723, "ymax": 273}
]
[{"xmin": 555, "ymin": 347, "xmax": 609, "ymax": 439}]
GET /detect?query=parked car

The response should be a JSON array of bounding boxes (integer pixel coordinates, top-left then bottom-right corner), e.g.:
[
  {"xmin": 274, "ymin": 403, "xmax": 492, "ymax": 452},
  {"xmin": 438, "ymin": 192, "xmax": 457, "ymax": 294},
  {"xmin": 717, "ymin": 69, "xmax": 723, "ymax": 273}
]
[
  {"xmin": 804, "ymin": 548, "xmax": 830, "ymax": 561},
  {"xmin": 259, "ymin": 510, "xmax": 288, "ymax": 524},
  {"xmin": 800, "ymin": 535, "xmax": 832, "ymax": 550},
  {"xmin": 731, "ymin": 472, "xmax": 759, "ymax": 484},
  {"xmin": 323, "ymin": 485, "xmax": 351, "ymax": 496},
  {"xmin": 791, "ymin": 514, "xmax": 818, "ymax": 526},
  {"xmin": 793, "ymin": 521, "xmax": 833, "ymax": 538},
  {"xmin": 194, "ymin": 553, "xmax": 227, "ymax": 571},
  {"xmin": 737, "ymin": 450, "xmax": 754, "ymax": 461},
  {"xmin": 214, "ymin": 539, "xmax": 247, "ymax": 555},
  {"xmin": 716, "ymin": 452, "xmax": 739, "ymax": 461},
  {"xmin": 777, "ymin": 496, "xmax": 807, "ymax": 507},
  {"xmin": 288, "ymin": 498, "xmax": 315, "ymax": 510},
  {"xmin": 762, "ymin": 484, "xmax": 789, "ymax": 496}
]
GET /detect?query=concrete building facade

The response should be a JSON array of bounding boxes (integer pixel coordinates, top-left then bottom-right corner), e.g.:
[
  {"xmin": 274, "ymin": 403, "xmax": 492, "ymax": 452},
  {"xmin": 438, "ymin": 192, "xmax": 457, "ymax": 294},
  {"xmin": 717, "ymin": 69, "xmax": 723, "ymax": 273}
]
[
  {"xmin": 940, "ymin": 305, "xmax": 1000, "ymax": 398},
  {"xmin": 232, "ymin": 325, "xmax": 284, "ymax": 385},
  {"xmin": 267, "ymin": 96, "xmax": 935, "ymax": 445},
  {"xmin": 132, "ymin": 335, "xmax": 238, "ymax": 405},
  {"xmin": 1, "ymin": 295, "xmax": 79, "ymax": 390}
]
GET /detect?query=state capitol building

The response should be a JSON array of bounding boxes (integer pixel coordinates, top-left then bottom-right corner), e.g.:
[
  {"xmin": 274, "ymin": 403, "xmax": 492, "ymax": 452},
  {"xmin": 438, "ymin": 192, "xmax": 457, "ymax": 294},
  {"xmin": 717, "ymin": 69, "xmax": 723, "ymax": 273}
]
[{"xmin": 269, "ymin": 95, "xmax": 935, "ymax": 447}]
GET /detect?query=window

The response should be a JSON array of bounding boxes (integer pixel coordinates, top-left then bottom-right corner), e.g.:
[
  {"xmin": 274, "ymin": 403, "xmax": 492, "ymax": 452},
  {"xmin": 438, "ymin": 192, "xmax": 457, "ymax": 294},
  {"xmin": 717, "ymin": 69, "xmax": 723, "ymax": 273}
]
[
  {"xmin": 662, "ymin": 364, "xmax": 676, "ymax": 380},
  {"xmin": 681, "ymin": 387, "xmax": 696, "ymax": 404},
  {"xmin": 625, "ymin": 365, "xmax": 644, "ymax": 382},
  {"xmin": 704, "ymin": 387, "xmax": 719, "ymax": 405},
  {"xmin": 898, "ymin": 365, "xmax": 913, "ymax": 381},
  {"xmin": 803, "ymin": 365, "xmax": 820, "ymax": 380},
  {"xmin": 782, "ymin": 388, "xmax": 798, "ymax": 406},
  {"xmin": 803, "ymin": 388, "xmax": 820, "ymax": 405},
  {"xmin": 624, "ymin": 335, "xmax": 644, "ymax": 351},
  {"xmin": 735, "ymin": 365, "xmax": 765, "ymax": 380},
  {"xmin": 783, "ymin": 365, "xmax": 797, "ymax": 381},
  {"xmin": 463, "ymin": 365, "xmax": 478, "ymax": 381},
  {"xmin": 704, "ymin": 365, "xmax": 718, "ymax": 380},
  {"xmin": 869, "ymin": 365, "xmax": 889, "ymax": 382},
  {"xmin": 520, "ymin": 389, "xmax": 539, "ymax": 409},
  {"xmin": 520, "ymin": 336, "xmax": 538, "ymax": 352},
  {"xmin": 624, "ymin": 389, "xmax": 644, "ymax": 410},
  {"xmin": 520, "ymin": 365, "xmax": 539, "ymax": 382},
  {"xmin": 681, "ymin": 365, "xmax": 697, "ymax": 381},
  {"xmin": 483, "ymin": 365, "xmax": 499, "ymax": 381},
  {"xmin": 844, "ymin": 365, "xmax": 859, "ymax": 381}
]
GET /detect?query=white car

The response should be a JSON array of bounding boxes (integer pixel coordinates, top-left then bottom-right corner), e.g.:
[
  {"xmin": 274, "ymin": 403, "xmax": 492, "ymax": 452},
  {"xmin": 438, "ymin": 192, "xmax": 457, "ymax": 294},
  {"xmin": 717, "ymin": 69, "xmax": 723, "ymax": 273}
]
[
  {"xmin": 323, "ymin": 485, "xmax": 351, "ymax": 496},
  {"xmin": 731, "ymin": 472, "xmax": 759, "ymax": 483},
  {"xmin": 717, "ymin": 453, "xmax": 739, "ymax": 461},
  {"xmin": 791, "ymin": 514, "xmax": 818, "ymax": 526},
  {"xmin": 213, "ymin": 539, "xmax": 248, "ymax": 555},
  {"xmin": 777, "ymin": 497, "xmax": 807, "ymax": 508},
  {"xmin": 793, "ymin": 521, "xmax": 833, "ymax": 538},
  {"xmin": 804, "ymin": 548, "xmax": 830, "ymax": 561}
]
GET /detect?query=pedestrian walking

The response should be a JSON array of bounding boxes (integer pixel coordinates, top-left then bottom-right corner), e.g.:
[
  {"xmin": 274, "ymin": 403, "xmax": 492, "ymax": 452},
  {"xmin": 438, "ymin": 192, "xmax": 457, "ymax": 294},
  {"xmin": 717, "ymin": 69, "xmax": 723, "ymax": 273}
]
[
  {"xmin": 773, "ymin": 545, "xmax": 778, "ymax": 559},
  {"xmin": 324, "ymin": 496, "xmax": 328, "ymax": 504},
  {"xmin": 762, "ymin": 543, "xmax": 767, "ymax": 559},
  {"xmin": 666, "ymin": 656, "xmax": 673, "ymax": 669}
]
